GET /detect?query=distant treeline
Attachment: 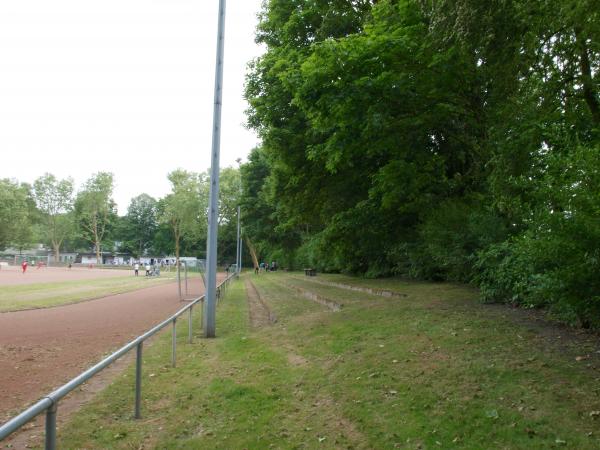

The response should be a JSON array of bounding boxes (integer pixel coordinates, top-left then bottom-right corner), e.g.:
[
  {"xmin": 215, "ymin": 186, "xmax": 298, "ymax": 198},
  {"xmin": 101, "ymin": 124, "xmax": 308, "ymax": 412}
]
[
  {"xmin": 0, "ymin": 167, "xmax": 243, "ymax": 266},
  {"xmin": 239, "ymin": 0, "xmax": 600, "ymax": 327}
]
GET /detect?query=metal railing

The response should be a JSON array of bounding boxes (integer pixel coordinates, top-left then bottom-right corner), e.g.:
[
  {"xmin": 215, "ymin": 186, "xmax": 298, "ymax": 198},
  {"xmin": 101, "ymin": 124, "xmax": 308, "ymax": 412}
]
[{"xmin": 0, "ymin": 273, "xmax": 237, "ymax": 449}]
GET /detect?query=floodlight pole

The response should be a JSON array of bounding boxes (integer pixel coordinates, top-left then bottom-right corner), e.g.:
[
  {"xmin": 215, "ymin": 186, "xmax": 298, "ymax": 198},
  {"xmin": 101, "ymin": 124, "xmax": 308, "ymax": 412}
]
[
  {"xmin": 203, "ymin": 0, "xmax": 227, "ymax": 338},
  {"xmin": 239, "ymin": 228, "xmax": 243, "ymax": 273},
  {"xmin": 236, "ymin": 206, "xmax": 241, "ymax": 273}
]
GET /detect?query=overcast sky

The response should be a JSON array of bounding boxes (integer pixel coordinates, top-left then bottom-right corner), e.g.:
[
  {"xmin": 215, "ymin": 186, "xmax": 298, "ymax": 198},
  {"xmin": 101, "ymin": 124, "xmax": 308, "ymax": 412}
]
[{"xmin": 0, "ymin": 0, "xmax": 264, "ymax": 213}]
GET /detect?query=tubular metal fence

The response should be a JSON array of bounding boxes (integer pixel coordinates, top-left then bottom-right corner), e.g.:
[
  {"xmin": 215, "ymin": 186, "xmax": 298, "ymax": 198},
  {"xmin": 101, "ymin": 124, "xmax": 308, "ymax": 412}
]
[{"xmin": 0, "ymin": 273, "xmax": 237, "ymax": 449}]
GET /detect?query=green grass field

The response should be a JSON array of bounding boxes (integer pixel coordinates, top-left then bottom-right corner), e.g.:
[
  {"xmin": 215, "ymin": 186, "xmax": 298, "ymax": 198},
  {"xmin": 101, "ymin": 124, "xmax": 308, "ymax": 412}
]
[
  {"xmin": 49, "ymin": 272, "xmax": 600, "ymax": 449},
  {"xmin": 0, "ymin": 272, "xmax": 189, "ymax": 312}
]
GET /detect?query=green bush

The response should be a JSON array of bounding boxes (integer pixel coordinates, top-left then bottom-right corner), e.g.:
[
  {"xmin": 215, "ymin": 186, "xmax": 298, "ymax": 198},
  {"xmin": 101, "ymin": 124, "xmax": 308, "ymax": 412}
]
[
  {"xmin": 414, "ymin": 198, "xmax": 509, "ymax": 282},
  {"xmin": 476, "ymin": 145, "xmax": 600, "ymax": 327}
]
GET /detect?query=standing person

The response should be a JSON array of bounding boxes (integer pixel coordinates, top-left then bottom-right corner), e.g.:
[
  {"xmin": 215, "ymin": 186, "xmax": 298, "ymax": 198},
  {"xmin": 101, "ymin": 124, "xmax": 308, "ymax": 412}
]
[
  {"xmin": 134, "ymin": 262, "xmax": 139, "ymax": 277},
  {"xmin": 21, "ymin": 260, "xmax": 28, "ymax": 274},
  {"xmin": 145, "ymin": 263, "xmax": 151, "ymax": 276}
]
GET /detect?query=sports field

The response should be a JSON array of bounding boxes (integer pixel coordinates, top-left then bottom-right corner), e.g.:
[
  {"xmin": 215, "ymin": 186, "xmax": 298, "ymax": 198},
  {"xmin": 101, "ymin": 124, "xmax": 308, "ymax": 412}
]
[{"xmin": 0, "ymin": 265, "xmax": 184, "ymax": 312}]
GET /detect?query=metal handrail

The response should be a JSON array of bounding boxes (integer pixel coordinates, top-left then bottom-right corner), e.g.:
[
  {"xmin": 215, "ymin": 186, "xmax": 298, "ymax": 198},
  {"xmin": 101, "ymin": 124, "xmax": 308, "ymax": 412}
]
[{"xmin": 0, "ymin": 273, "xmax": 237, "ymax": 449}]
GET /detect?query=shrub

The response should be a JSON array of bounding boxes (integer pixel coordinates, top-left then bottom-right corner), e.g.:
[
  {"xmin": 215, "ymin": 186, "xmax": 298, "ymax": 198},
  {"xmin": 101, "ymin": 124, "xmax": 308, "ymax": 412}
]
[
  {"xmin": 475, "ymin": 145, "xmax": 600, "ymax": 327},
  {"xmin": 416, "ymin": 198, "xmax": 509, "ymax": 282}
]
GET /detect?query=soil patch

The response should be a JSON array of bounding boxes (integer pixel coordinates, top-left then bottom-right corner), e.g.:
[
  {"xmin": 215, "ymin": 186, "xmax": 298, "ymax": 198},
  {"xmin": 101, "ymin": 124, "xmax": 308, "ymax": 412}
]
[
  {"xmin": 245, "ymin": 279, "xmax": 275, "ymax": 327},
  {"xmin": 279, "ymin": 281, "xmax": 342, "ymax": 311},
  {"xmin": 293, "ymin": 275, "xmax": 408, "ymax": 299},
  {"xmin": 310, "ymin": 395, "xmax": 365, "ymax": 446},
  {"xmin": 287, "ymin": 353, "xmax": 309, "ymax": 366}
]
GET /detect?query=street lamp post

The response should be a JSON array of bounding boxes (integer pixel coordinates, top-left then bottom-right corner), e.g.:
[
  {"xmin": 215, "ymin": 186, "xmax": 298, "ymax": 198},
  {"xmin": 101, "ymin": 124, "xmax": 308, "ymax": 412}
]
[{"xmin": 203, "ymin": 0, "xmax": 227, "ymax": 338}]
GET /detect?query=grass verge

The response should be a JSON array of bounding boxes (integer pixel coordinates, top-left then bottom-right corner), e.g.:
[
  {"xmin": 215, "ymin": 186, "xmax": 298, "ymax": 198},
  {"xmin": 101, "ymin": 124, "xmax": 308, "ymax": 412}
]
[{"xmin": 50, "ymin": 272, "xmax": 600, "ymax": 449}]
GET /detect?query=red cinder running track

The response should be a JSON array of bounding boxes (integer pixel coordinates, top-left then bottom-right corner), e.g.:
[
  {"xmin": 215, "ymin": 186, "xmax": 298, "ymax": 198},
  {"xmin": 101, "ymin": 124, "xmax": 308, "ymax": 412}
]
[{"xmin": 0, "ymin": 273, "xmax": 223, "ymax": 420}]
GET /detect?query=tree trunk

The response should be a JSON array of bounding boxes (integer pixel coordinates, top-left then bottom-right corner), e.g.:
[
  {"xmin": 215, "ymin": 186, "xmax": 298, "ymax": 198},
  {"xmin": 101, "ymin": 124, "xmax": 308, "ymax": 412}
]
[
  {"xmin": 94, "ymin": 230, "xmax": 100, "ymax": 265},
  {"xmin": 245, "ymin": 236, "xmax": 259, "ymax": 270},
  {"xmin": 53, "ymin": 242, "xmax": 60, "ymax": 264},
  {"xmin": 575, "ymin": 28, "xmax": 600, "ymax": 125},
  {"xmin": 175, "ymin": 232, "xmax": 180, "ymax": 269}
]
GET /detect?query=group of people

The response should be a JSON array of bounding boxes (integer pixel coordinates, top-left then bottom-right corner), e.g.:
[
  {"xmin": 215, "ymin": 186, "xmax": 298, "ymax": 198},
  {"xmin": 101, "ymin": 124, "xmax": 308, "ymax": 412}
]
[
  {"xmin": 20, "ymin": 260, "xmax": 47, "ymax": 273},
  {"xmin": 223, "ymin": 261, "xmax": 278, "ymax": 275},
  {"xmin": 254, "ymin": 261, "xmax": 277, "ymax": 274},
  {"xmin": 133, "ymin": 262, "xmax": 160, "ymax": 277}
]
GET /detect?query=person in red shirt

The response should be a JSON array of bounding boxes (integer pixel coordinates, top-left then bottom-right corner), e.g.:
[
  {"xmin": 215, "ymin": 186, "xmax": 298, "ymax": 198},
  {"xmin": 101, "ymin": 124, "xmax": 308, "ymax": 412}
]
[{"xmin": 21, "ymin": 260, "xmax": 28, "ymax": 274}]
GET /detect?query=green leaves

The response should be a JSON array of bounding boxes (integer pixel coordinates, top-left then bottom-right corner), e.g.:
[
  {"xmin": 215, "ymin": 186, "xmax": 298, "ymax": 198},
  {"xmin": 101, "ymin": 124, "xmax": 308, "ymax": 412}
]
[
  {"xmin": 74, "ymin": 172, "xmax": 117, "ymax": 256},
  {"xmin": 0, "ymin": 179, "xmax": 35, "ymax": 250},
  {"xmin": 158, "ymin": 170, "xmax": 205, "ymax": 259},
  {"xmin": 33, "ymin": 173, "xmax": 75, "ymax": 258},
  {"xmin": 242, "ymin": 0, "xmax": 600, "ymax": 328},
  {"xmin": 121, "ymin": 194, "xmax": 158, "ymax": 258}
]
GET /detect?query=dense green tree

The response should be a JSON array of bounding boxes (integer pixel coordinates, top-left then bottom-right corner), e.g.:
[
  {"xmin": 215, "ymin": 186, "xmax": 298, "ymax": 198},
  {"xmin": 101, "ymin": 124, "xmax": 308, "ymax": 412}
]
[
  {"xmin": 150, "ymin": 222, "xmax": 175, "ymax": 257},
  {"xmin": 0, "ymin": 179, "xmax": 35, "ymax": 251},
  {"xmin": 243, "ymin": 0, "xmax": 600, "ymax": 325},
  {"xmin": 74, "ymin": 172, "xmax": 117, "ymax": 263},
  {"xmin": 217, "ymin": 167, "xmax": 241, "ymax": 225},
  {"xmin": 215, "ymin": 166, "xmax": 243, "ymax": 264},
  {"xmin": 240, "ymin": 147, "xmax": 301, "ymax": 267},
  {"xmin": 158, "ymin": 170, "xmax": 205, "ymax": 268},
  {"xmin": 245, "ymin": 0, "xmax": 488, "ymax": 273},
  {"xmin": 32, "ymin": 173, "xmax": 74, "ymax": 261},
  {"xmin": 244, "ymin": 0, "xmax": 377, "ymax": 269},
  {"xmin": 122, "ymin": 194, "xmax": 158, "ymax": 257}
]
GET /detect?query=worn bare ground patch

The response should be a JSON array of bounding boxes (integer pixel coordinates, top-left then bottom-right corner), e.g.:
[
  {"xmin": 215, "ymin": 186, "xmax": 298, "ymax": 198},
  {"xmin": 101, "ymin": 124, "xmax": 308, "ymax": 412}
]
[
  {"xmin": 287, "ymin": 352, "xmax": 309, "ymax": 366},
  {"xmin": 292, "ymin": 275, "xmax": 409, "ymax": 299},
  {"xmin": 278, "ymin": 281, "xmax": 342, "ymax": 311},
  {"xmin": 309, "ymin": 395, "xmax": 367, "ymax": 448},
  {"xmin": 245, "ymin": 279, "xmax": 276, "ymax": 328},
  {"xmin": 279, "ymin": 342, "xmax": 309, "ymax": 367}
]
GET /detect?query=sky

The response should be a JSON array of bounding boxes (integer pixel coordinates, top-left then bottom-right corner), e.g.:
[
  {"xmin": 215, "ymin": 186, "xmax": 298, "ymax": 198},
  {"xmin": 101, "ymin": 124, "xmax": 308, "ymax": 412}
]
[{"xmin": 0, "ymin": 0, "xmax": 264, "ymax": 214}]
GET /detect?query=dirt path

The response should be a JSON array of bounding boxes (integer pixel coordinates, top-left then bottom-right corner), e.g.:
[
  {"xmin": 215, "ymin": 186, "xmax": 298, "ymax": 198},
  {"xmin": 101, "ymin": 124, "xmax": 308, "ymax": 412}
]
[
  {"xmin": 291, "ymin": 275, "xmax": 408, "ymax": 298},
  {"xmin": 0, "ymin": 274, "xmax": 222, "ymax": 422},
  {"xmin": 275, "ymin": 279, "xmax": 342, "ymax": 311},
  {"xmin": 245, "ymin": 279, "xmax": 275, "ymax": 327}
]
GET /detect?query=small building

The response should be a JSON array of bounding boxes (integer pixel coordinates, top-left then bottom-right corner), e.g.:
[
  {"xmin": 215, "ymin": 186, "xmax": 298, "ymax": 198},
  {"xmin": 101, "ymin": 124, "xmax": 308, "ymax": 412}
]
[
  {"xmin": 133, "ymin": 256, "xmax": 202, "ymax": 268},
  {"xmin": 77, "ymin": 253, "xmax": 99, "ymax": 265},
  {"xmin": 47, "ymin": 253, "xmax": 77, "ymax": 264},
  {"xmin": 161, "ymin": 256, "xmax": 201, "ymax": 268},
  {"xmin": 181, "ymin": 257, "xmax": 201, "ymax": 268}
]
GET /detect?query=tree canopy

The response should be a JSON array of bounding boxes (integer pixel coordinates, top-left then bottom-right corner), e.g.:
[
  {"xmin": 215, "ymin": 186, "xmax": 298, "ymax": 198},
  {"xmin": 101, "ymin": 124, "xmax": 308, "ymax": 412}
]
[
  {"xmin": 74, "ymin": 172, "xmax": 117, "ymax": 263},
  {"xmin": 242, "ymin": 0, "xmax": 600, "ymax": 326},
  {"xmin": 0, "ymin": 179, "xmax": 35, "ymax": 251},
  {"xmin": 121, "ymin": 194, "xmax": 158, "ymax": 258},
  {"xmin": 158, "ymin": 170, "xmax": 205, "ymax": 266},
  {"xmin": 33, "ymin": 173, "xmax": 74, "ymax": 261}
]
